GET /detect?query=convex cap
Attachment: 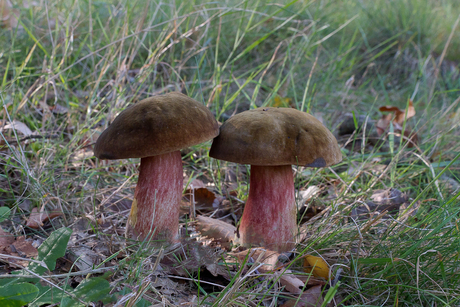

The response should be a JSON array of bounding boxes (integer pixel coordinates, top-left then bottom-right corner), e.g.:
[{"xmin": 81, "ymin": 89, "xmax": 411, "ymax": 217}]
[
  {"xmin": 210, "ymin": 107, "xmax": 342, "ymax": 167},
  {"xmin": 94, "ymin": 92, "xmax": 219, "ymax": 159}
]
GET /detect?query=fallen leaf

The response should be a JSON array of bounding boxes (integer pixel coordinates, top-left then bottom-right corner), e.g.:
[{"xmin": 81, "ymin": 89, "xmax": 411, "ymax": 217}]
[
  {"xmin": 70, "ymin": 149, "xmax": 94, "ymax": 167},
  {"xmin": 49, "ymin": 104, "xmax": 69, "ymax": 114},
  {"xmin": 298, "ymin": 186, "xmax": 320, "ymax": 207},
  {"xmin": 439, "ymin": 175, "xmax": 460, "ymax": 196},
  {"xmin": 379, "ymin": 100, "xmax": 415, "ymax": 125},
  {"xmin": 376, "ymin": 100, "xmax": 418, "ymax": 147},
  {"xmin": 296, "ymin": 274, "xmax": 327, "ymax": 287},
  {"xmin": 26, "ymin": 207, "xmax": 64, "ymax": 229},
  {"xmin": 229, "ymin": 248, "xmax": 280, "ymax": 272},
  {"xmin": 11, "ymin": 236, "xmax": 38, "ymax": 259},
  {"xmin": 194, "ymin": 188, "xmax": 218, "ymax": 207},
  {"xmin": 304, "ymin": 255, "xmax": 331, "ymax": 280},
  {"xmin": 371, "ymin": 188, "xmax": 408, "ymax": 206},
  {"xmin": 196, "ymin": 215, "xmax": 236, "ymax": 250},
  {"xmin": 280, "ymin": 285, "xmax": 324, "ymax": 307},
  {"xmin": 68, "ymin": 246, "xmax": 101, "ymax": 271},
  {"xmin": 271, "ymin": 95, "xmax": 292, "ymax": 108},
  {"xmin": 1, "ymin": 120, "xmax": 33, "ymax": 136},
  {"xmin": 397, "ymin": 200, "xmax": 420, "ymax": 223},
  {"xmin": 184, "ymin": 180, "xmax": 220, "ymax": 211},
  {"xmin": 188, "ymin": 178, "xmax": 206, "ymax": 189},
  {"xmin": 276, "ymin": 269, "xmax": 305, "ymax": 294},
  {"xmin": 0, "ymin": 0, "xmax": 19, "ymax": 29},
  {"xmin": 0, "ymin": 227, "xmax": 15, "ymax": 252}
]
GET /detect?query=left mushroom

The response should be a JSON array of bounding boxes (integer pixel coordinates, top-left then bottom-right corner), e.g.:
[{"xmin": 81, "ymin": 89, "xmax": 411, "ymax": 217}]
[{"xmin": 94, "ymin": 92, "xmax": 219, "ymax": 244}]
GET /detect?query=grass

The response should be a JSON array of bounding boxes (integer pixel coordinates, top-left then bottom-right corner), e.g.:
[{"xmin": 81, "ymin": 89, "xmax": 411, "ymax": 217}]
[{"xmin": 1, "ymin": 0, "xmax": 460, "ymax": 305}]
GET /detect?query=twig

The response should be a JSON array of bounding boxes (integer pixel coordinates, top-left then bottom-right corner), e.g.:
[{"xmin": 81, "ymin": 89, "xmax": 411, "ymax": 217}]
[
  {"xmin": 0, "ymin": 253, "xmax": 47, "ymax": 268},
  {"xmin": 0, "ymin": 134, "xmax": 59, "ymax": 147},
  {"xmin": 0, "ymin": 266, "xmax": 117, "ymax": 278}
]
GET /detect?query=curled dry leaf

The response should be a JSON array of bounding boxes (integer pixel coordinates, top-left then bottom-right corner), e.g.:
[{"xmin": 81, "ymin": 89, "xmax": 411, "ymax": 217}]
[
  {"xmin": 376, "ymin": 100, "xmax": 418, "ymax": 147},
  {"xmin": 298, "ymin": 186, "xmax": 320, "ymax": 208},
  {"xmin": 303, "ymin": 255, "xmax": 331, "ymax": 280},
  {"xmin": 26, "ymin": 207, "xmax": 64, "ymax": 229},
  {"xmin": 276, "ymin": 269, "xmax": 306, "ymax": 294},
  {"xmin": 379, "ymin": 100, "xmax": 416, "ymax": 125},
  {"xmin": 196, "ymin": 215, "xmax": 236, "ymax": 249},
  {"xmin": 1, "ymin": 120, "xmax": 33, "ymax": 136},
  {"xmin": 229, "ymin": 248, "xmax": 280, "ymax": 272}
]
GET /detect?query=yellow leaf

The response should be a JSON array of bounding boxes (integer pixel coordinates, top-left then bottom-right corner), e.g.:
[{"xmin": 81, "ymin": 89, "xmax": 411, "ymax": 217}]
[
  {"xmin": 303, "ymin": 255, "xmax": 331, "ymax": 280},
  {"xmin": 271, "ymin": 95, "xmax": 292, "ymax": 107},
  {"xmin": 128, "ymin": 198, "xmax": 138, "ymax": 227}
]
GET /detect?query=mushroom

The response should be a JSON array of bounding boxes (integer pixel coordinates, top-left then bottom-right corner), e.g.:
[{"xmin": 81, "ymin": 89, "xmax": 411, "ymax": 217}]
[
  {"xmin": 209, "ymin": 107, "xmax": 341, "ymax": 252},
  {"xmin": 94, "ymin": 92, "xmax": 219, "ymax": 243}
]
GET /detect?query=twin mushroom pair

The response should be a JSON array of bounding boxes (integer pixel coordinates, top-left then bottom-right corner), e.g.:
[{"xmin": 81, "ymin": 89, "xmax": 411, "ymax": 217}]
[{"xmin": 94, "ymin": 92, "xmax": 342, "ymax": 253}]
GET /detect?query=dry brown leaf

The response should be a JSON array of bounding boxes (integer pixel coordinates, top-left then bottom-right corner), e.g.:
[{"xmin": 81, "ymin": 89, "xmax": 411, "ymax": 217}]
[
  {"xmin": 276, "ymin": 269, "xmax": 305, "ymax": 294},
  {"xmin": 0, "ymin": 0, "xmax": 19, "ymax": 29},
  {"xmin": 376, "ymin": 100, "xmax": 418, "ymax": 147},
  {"xmin": 68, "ymin": 246, "xmax": 101, "ymax": 271},
  {"xmin": 11, "ymin": 236, "xmax": 38, "ymax": 259},
  {"xmin": 188, "ymin": 178, "xmax": 206, "ymax": 189},
  {"xmin": 379, "ymin": 100, "xmax": 415, "ymax": 125},
  {"xmin": 0, "ymin": 232, "xmax": 38, "ymax": 267},
  {"xmin": 196, "ymin": 215, "xmax": 236, "ymax": 249},
  {"xmin": 280, "ymin": 285, "xmax": 324, "ymax": 307},
  {"xmin": 26, "ymin": 207, "xmax": 64, "ymax": 229},
  {"xmin": 194, "ymin": 188, "xmax": 217, "ymax": 207},
  {"xmin": 183, "ymin": 179, "xmax": 221, "ymax": 214},
  {"xmin": 1, "ymin": 120, "xmax": 33, "ymax": 136},
  {"xmin": 229, "ymin": 248, "xmax": 280, "ymax": 272},
  {"xmin": 0, "ymin": 227, "xmax": 15, "ymax": 251}
]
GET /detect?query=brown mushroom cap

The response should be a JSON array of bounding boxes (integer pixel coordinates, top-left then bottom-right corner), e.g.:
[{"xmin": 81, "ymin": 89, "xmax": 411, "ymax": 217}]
[
  {"xmin": 94, "ymin": 92, "xmax": 219, "ymax": 159},
  {"xmin": 209, "ymin": 107, "xmax": 342, "ymax": 167}
]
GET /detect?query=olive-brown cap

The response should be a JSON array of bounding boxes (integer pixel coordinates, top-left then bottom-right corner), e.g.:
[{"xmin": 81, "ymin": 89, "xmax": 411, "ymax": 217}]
[
  {"xmin": 209, "ymin": 107, "xmax": 342, "ymax": 167},
  {"xmin": 94, "ymin": 92, "xmax": 219, "ymax": 159}
]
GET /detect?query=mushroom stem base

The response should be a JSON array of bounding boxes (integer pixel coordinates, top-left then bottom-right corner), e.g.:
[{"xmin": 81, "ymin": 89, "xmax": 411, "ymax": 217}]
[
  {"xmin": 126, "ymin": 151, "xmax": 182, "ymax": 243},
  {"xmin": 239, "ymin": 165, "xmax": 297, "ymax": 252}
]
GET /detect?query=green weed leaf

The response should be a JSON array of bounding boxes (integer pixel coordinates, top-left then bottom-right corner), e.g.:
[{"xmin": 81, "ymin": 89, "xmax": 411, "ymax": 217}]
[
  {"xmin": 29, "ymin": 283, "xmax": 66, "ymax": 307},
  {"xmin": 61, "ymin": 278, "xmax": 113, "ymax": 307},
  {"xmin": 0, "ymin": 283, "xmax": 39, "ymax": 307},
  {"xmin": 0, "ymin": 207, "xmax": 10, "ymax": 222},
  {"xmin": 38, "ymin": 227, "xmax": 72, "ymax": 271}
]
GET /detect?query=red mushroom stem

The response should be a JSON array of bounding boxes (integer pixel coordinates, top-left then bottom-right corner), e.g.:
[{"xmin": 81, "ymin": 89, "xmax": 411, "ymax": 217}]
[
  {"xmin": 126, "ymin": 151, "xmax": 182, "ymax": 243},
  {"xmin": 239, "ymin": 165, "xmax": 297, "ymax": 252}
]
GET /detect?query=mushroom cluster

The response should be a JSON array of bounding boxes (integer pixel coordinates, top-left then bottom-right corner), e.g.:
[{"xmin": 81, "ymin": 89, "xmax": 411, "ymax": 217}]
[
  {"xmin": 94, "ymin": 92, "xmax": 219, "ymax": 243},
  {"xmin": 94, "ymin": 94, "xmax": 341, "ymax": 252}
]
